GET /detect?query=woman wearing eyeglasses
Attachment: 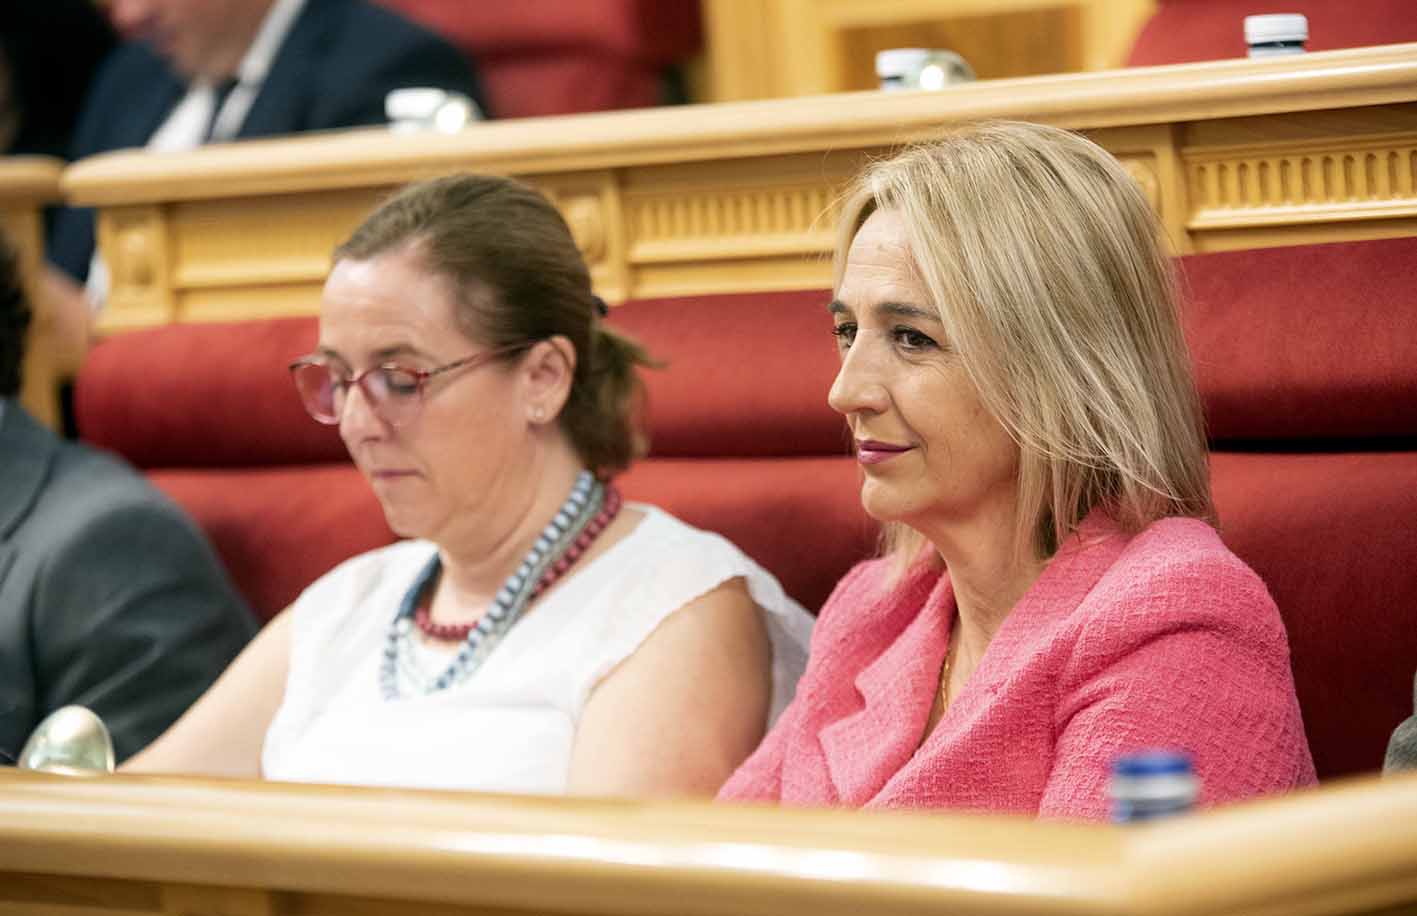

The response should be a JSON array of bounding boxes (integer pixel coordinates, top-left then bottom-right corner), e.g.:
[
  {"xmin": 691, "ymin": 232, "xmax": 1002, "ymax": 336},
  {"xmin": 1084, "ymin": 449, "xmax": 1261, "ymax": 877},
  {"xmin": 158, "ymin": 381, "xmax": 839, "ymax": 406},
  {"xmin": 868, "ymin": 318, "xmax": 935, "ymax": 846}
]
[{"xmin": 124, "ymin": 174, "xmax": 813, "ymax": 796}]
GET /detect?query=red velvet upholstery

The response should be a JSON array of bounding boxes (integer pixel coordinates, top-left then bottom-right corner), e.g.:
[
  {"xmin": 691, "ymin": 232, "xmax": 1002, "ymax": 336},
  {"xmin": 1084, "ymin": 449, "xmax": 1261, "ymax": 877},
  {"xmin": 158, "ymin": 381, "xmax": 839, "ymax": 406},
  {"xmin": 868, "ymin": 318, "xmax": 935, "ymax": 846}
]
[
  {"xmin": 1211, "ymin": 451, "xmax": 1417, "ymax": 779},
  {"xmin": 151, "ymin": 465, "xmax": 390, "ymax": 626},
  {"xmin": 375, "ymin": 1, "xmax": 701, "ymax": 118},
  {"xmin": 1182, "ymin": 235, "xmax": 1417, "ymax": 443},
  {"xmin": 1127, "ymin": 0, "xmax": 1417, "ymax": 66},
  {"xmin": 75, "ymin": 235, "xmax": 1417, "ymax": 781},
  {"xmin": 608, "ymin": 290, "xmax": 847, "ymax": 457},
  {"xmin": 1177, "ymin": 235, "xmax": 1417, "ymax": 780},
  {"xmin": 78, "ymin": 317, "xmax": 344, "ymax": 467}
]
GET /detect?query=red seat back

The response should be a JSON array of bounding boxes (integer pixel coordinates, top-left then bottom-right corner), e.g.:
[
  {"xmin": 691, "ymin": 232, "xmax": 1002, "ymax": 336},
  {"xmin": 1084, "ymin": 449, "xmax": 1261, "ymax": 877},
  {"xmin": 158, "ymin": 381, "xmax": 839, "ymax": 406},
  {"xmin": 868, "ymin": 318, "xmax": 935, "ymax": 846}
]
[
  {"xmin": 375, "ymin": 0, "xmax": 702, "ymax": 118},
  {"xmin": 1127, "ymin": 0, "xmax": 1417, "ymax": 67},
  {"xmin": 1178, "ymin": 236, "xmax": 1417, "ymax": 780}
]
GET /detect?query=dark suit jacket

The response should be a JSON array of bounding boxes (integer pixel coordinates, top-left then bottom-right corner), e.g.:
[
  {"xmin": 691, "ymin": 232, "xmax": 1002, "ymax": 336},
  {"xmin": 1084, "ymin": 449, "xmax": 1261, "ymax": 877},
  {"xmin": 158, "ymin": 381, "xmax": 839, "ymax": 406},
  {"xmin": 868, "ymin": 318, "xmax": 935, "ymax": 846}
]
[
  {"xmin": 0, "ymin": 405, "xmax": 256, "ymax": 763},
  {"xmin": 50, "ymin": 0, "xmax": 487, "ymax": 280},
  {"xmin": 1388, "ymin": 673, "xmax": 1417, "ymax": 772}
]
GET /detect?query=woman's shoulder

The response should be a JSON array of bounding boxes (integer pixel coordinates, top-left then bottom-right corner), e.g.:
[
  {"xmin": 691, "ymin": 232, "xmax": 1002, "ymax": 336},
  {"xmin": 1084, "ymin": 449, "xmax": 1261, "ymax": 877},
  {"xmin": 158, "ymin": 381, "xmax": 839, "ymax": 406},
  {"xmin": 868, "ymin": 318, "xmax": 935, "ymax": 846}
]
[
  {"xmin": 614, "ymin": 504, "xmax": 800, "ymax": 609},
  {"xmin": 623, "ymin": 503, "xmax": 736, "ymax": 547},
  {"xmin": 576, "ymin": 505, "xmax": 814, "ymax": 710},
  {"xmin": 1072, "ymin": 515, "xmax": 1282, "ymax": 646},
  {"xmin": 619, "ymin": 504, "xmax": 764, "ymax": 575},
  {"xmin": 1116, "ymin": 516, "xmax": 1268, "ymax": 599}
]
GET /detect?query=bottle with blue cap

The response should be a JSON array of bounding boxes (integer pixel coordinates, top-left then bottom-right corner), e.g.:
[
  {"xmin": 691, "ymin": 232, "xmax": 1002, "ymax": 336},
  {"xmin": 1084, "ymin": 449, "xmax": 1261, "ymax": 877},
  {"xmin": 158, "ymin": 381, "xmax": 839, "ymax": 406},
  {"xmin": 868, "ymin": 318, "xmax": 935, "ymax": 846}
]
[{"xmin": 1109, "ymin": 750, "xmax": 1198, "ymax": 823}]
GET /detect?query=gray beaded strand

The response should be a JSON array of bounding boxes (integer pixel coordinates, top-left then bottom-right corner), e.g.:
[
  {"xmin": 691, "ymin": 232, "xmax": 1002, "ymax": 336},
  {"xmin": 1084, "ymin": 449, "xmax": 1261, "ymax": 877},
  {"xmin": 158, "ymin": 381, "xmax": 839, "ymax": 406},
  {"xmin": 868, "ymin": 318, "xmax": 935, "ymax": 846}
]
[{"xmin": 381, "ymin": 470, "xmax": 602, "ymax": 700}]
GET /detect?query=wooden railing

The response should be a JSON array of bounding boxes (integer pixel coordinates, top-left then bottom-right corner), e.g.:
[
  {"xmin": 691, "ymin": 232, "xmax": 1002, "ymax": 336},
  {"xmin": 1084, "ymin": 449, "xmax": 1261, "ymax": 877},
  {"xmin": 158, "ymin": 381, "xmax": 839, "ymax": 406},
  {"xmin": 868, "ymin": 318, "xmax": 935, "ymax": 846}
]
[
  {"xmin": 2, "ymin": 767, "xmax": 1416, "ymax": 915},
  {"xmin": 0, "ymin": 156, "xmax": 66, "ymax": 429},
  {"xmin": 57, "ymin": 42, "xmax": 1417, "ymax": 334}
]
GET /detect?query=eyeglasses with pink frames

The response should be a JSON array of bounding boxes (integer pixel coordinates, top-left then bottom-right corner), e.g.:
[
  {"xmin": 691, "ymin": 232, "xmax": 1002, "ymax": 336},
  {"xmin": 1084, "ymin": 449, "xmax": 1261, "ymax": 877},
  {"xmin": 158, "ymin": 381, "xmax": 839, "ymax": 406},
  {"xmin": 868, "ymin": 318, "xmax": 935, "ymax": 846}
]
[{"xmin": 288, "ymin": 343, "xmax": 527, "ymax": 428}]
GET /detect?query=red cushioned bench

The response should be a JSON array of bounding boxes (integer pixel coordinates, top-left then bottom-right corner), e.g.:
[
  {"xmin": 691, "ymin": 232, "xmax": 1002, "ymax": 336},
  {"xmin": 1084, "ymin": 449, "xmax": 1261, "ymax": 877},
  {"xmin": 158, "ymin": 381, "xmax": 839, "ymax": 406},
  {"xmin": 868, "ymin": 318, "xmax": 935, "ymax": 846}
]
[
  {"xmin": 1127, "ymin": 0, "xmax": 1417, "ymax": 67},
  {"xmin": 375, "ymin": 0, "xmax": 701, "ymax": 118},
  {"xmin": 75, "ymin": 236, "xmax": 1417, "ymax": 782}
]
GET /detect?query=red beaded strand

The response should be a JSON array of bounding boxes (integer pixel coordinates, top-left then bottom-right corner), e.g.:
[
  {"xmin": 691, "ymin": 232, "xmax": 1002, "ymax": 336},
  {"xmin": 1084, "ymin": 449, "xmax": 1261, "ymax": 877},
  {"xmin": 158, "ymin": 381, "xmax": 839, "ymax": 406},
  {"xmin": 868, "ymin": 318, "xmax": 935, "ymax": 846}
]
[{"xmin": 414, "ymin": 486, "xmax": 623, "ymax": 642}]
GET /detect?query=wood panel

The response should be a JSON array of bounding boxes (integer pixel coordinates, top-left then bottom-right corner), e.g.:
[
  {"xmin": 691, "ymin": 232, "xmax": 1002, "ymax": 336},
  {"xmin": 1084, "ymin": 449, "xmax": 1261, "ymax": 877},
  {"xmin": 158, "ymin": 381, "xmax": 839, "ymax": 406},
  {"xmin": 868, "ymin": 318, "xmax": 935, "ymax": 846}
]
[
  {"xmin": 1, "ymin": 768, "xmax": 1416, "ymax": 916},
  {"xmin": 57, "ymin": 43, "xmax": 1417, "ymax": 334},
  {"xmin": 703, "ymin": 0, "xmax": 1156, "ymax": 101}
]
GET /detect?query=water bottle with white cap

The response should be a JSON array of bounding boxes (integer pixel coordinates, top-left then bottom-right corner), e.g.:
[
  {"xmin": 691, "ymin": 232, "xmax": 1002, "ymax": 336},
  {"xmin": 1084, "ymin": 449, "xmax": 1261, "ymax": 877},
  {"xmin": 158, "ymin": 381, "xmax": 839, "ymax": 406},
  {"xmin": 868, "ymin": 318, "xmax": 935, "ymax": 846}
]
[
  {"xmin": 1245, "ymin": 14, "xmax": 1309, "ymax": 58},
  {"xmin": 1109, "ymin": 750, "xmax": 1199, "ymax": 822},
  {"xmin": 384, "ymin": 88, "xmax": 481, "ymax": 134},
  {"xmin": 875, "ymin": 48, "xmax": 976, "ymax": 92}
]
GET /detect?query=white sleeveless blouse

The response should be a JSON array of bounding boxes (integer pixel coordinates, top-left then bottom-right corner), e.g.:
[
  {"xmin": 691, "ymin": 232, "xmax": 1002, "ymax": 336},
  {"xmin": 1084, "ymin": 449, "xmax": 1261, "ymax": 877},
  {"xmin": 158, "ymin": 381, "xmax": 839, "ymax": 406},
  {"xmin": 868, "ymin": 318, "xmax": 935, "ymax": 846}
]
[{"xmin": 261, "ymin": 505, "xmax": 813, "ymax": 793}]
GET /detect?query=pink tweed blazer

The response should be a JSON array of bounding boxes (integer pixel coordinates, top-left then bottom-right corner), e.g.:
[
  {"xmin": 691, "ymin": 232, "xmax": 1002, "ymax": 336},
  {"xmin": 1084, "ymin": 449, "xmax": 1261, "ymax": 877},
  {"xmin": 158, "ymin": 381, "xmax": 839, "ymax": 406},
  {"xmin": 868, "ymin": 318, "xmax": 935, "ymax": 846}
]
[{"xmin": 719, "ymin": 514, "xmax": 1317, "ymax": 819}]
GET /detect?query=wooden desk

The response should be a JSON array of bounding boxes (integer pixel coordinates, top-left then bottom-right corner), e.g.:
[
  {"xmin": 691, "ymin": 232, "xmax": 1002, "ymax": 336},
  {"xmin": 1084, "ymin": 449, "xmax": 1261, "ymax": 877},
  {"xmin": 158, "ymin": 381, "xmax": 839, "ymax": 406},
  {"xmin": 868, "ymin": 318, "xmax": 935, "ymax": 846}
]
[
  {"xmin": 2, "ymin": 767, "xmax": 1416, "ymax": 915},
  {"xmin": 62, "ymin": 43, "xmax": 1417, "ymax": 333},
  {"xmin": 703, "ymin": 0, "xmax": 1157, "ymax": 101},
  {"xmin": 0, "ymin": 156, "xmax": 65, "ymax": 429}
]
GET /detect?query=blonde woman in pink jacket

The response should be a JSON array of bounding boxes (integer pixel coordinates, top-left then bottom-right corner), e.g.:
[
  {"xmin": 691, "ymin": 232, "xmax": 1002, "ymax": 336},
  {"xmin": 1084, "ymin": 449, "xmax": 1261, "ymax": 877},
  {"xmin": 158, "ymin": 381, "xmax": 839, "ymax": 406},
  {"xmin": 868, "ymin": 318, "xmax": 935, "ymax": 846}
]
[{"xmin": 719, "ymin": 122, "xmax": 1316, "ymax": 819}]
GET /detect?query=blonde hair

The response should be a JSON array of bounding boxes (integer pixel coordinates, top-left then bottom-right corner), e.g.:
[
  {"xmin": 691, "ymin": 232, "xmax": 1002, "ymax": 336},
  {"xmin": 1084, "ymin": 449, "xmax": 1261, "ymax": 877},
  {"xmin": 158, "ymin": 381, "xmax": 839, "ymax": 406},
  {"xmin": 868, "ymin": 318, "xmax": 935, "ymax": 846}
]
[
  {"xmin": 335, "ymin": 174, "xmax": 655, "ymax": 477},
  {"xmin": 835, "ymin": 121, "xmax": 1213, "ymax": 567}
]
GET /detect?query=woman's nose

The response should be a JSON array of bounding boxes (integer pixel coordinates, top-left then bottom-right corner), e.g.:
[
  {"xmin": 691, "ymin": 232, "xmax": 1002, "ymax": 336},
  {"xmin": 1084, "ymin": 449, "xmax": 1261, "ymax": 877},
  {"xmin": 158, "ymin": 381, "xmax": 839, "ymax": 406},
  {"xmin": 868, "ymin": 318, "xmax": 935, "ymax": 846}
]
[
  {"xmin": 338, "ymin": 380, "xmax": 386, "ymax": 440},
  {"xmin": 828, "ymin": 338, "xmax": 889, "ymax": 417}
]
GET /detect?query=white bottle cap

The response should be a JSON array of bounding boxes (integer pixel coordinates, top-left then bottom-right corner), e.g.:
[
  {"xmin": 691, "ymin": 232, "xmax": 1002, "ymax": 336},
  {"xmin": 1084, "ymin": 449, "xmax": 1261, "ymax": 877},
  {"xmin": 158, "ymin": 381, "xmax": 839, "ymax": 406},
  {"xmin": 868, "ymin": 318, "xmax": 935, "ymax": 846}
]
[
  {"xmin": 876, "ymin": 48, "xmax": 930, "ymax": 80},
  {"xmin": 1244, "ymin": 13, "xmax": 1308, "ymax": 46},
  {"xmin": 385, "ymin": 88, "xmax": 482, "ymax": 133},
  {"xmin": 385, "ymin": 87, "xmax": 449, "ymax": 122}
]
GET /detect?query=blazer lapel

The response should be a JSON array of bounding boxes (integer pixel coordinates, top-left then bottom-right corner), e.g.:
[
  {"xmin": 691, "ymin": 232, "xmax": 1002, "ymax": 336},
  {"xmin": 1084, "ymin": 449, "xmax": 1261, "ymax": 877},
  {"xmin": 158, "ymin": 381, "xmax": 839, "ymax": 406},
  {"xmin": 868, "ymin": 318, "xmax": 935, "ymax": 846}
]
[
  {"xmin": 870, "ymin": 512, "xmax": 1132, "ymax": 806},
  {"xmin": 817, "ymin": 568, "xmax": 955, "ymax": 805},
  {"xmin": 0, "ymin": 407, "xmax": 58, "ymax": 543},
  {"xmin": 113, "ymin": 51, "xmax": 186, "ymax": 151},
  {"xmin": 237, "ymin": 0, "xmax": 326, "ymax": 138}
]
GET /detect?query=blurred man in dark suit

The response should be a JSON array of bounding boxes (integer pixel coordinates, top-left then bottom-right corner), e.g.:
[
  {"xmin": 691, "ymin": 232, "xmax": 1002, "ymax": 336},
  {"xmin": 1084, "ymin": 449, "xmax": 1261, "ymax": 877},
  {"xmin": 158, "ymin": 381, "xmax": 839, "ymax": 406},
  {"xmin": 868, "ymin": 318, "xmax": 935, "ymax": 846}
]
[
  {"xmin": 46, "ymin": 0, "xmax": 488, "ymax": 317},
  {"xmin": 0, "ymin": 234, "xmax": 256, "ymax": 765}
]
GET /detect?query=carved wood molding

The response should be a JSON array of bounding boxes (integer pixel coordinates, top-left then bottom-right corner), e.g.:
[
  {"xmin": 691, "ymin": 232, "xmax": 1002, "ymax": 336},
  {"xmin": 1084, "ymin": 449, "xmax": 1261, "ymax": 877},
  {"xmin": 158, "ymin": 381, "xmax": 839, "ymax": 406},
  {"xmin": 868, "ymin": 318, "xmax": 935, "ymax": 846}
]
[
  {"xmin": 532, "ymin": 172, "xmax": 627, "ymax": 301},
  {"xmin": 1186, "ymin": 133, "xmax": 1417, "ymax": 229},
  {"xmin": 1118, "ymin": 155, "xmax": 1161, "ymax": 210},
  {"xmin": 100, "ymin": 205, "xmax": 175, "ymax": 330},
  {"xmin": 625, "ymin": 183, "xmax": 840, "ymax": 263}
]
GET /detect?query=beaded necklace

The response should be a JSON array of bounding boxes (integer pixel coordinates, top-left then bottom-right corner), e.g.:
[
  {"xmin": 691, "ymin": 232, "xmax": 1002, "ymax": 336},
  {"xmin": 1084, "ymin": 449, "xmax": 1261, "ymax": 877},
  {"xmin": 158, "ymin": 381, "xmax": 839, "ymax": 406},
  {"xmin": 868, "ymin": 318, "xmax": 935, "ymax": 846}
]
[
  {"xmin": 380, "ymin": 470, "xmax": 616, "ymax": 700},
  {"xmin": 414, "ymin": 486, "xmax": 622, "ymax": 641}
]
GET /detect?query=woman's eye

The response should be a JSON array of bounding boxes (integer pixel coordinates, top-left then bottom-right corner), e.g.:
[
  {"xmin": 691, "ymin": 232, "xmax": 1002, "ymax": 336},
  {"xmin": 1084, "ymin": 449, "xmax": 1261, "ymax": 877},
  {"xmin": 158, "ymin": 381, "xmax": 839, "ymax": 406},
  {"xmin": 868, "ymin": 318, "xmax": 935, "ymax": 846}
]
[
  {"xmin": 831, "ymin": 322, "xmax": 857, "ymax": 349},
  {"xmin": 893, "ymin": 326, "xmax": 938, "ymax": 351},
  {"xmin": 380, "ymin": 369, "xmax": 422, "ymax": 397}
]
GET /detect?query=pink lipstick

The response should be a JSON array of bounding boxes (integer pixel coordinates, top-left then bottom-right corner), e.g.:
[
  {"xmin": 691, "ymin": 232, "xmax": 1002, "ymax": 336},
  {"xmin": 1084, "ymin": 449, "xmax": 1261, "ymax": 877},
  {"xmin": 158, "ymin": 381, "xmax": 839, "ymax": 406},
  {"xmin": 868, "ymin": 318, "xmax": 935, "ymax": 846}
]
[
  {"xmin": 856, "ymin": 439, "xmax": 913, "ymax": 465},
  {"xmin": 369, "ymin": 469, "xmax": 418, "ymax": 481}
]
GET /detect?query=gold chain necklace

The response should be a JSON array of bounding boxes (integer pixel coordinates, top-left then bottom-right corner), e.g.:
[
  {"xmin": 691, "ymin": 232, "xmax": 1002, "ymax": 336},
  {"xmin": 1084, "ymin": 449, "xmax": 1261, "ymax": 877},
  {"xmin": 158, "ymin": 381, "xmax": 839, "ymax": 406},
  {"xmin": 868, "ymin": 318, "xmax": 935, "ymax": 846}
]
[{"xmin": 928, "ymin": 645, "xmax": 955, "ymax": 726}]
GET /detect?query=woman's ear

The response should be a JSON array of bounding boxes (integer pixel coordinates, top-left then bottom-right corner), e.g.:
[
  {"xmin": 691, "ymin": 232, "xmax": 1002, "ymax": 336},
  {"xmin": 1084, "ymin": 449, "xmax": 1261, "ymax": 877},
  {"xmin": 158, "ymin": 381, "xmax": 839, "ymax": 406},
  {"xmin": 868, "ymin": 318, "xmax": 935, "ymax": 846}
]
[{"xmin": 522, "ymin": 335, "xmax": 577, "ymax": 424}]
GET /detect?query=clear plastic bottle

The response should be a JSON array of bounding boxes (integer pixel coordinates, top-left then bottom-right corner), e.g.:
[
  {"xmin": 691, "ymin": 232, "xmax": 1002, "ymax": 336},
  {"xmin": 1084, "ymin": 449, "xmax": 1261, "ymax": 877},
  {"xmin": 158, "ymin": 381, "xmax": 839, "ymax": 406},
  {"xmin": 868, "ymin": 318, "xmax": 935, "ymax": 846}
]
[
  {"xmin": 1109, "ymin": 750, "xmax": 1198, "ymax": 822},
  {"xmin": 1245, "ymin": 14, "xmax": 1309, "ymax": 59},
  {"xmin": 875, "ymin": 49, "xmax": 975, "ymax": 91}
]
